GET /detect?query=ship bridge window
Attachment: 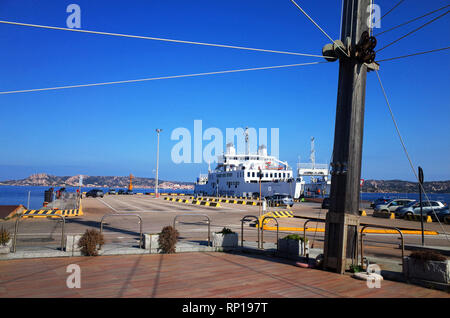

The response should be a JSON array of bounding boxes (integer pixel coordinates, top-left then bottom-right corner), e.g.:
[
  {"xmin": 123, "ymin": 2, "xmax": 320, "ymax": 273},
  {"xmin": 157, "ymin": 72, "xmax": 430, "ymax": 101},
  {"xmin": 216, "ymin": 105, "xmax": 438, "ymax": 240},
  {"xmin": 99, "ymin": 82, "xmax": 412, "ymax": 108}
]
[
  {"xmin": 252, "ymin": 172, "xmax": 255, "ymax": 177},
  {"xmin": 247, "ymin": 172, "xmax": 250, "ymax": 177}
]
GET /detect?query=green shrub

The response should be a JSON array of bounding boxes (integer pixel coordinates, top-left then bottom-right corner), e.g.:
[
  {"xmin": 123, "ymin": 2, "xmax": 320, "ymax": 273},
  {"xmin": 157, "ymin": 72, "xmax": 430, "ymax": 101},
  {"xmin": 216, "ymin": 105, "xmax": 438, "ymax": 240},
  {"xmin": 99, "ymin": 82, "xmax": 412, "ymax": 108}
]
[
  {"xmin": 78, "ymin": 229, "xmax": 105, "ymax": 256},
  {"xmin": 217, "ymin": 227, "xmax": 235, "ymax": 235},
  {"xmin": 282, "ymin": 234, "xmax": 308, "ymax": 243},
  {"xmin": 409, "ymin": 250, "xmax": 446, "ymax": 262},
  {"xmin": 0, "ymin": 227, "xmax": 10, "ymax": 246},
  {"xmin": 158, "ymin": 226, "xmax": 179, "ymax": 254},
  {"xmin": 349, "ymin": 264, "xmax": 364, "ymax": 273}
]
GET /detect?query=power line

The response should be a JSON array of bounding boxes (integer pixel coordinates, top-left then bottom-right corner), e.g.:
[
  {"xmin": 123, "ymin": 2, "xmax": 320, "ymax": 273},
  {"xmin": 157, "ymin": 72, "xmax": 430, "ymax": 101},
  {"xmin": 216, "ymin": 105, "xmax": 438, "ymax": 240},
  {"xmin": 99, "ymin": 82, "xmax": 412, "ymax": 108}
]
[
  {"xmin": 374, "ymin": 70, "xmax": 450, "ymax": 242},
  {"xmin": 378, "ymin": 0, "xmax": 406, "ymax": 23},
  {"xmin": 377, "ymin": 9, "xmax": 450, "ymax": 53},
  {"xmin": 290, "ymin": 0, "xmax": 350, "ymax": 57},
  {"xmin": 375, "ymin": 4, "xmax": 450, "ymax": 37},
  {"xmin": 0, "ymin": 20, "xmax": 326, "ymax": 59},
  {"xmin": 0, "ymin": 61, "xmax": 326, "ymax": 95},
  {"xmin": 377, "ymin": 46, "xmax": 450, "ymax": 62}
]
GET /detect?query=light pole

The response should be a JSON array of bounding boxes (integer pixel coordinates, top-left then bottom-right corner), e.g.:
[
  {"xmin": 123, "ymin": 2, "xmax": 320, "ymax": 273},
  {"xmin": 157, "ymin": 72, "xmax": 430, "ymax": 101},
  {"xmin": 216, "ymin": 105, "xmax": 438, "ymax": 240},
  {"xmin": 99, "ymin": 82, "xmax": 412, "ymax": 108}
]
[{"xmin": 155, "ymin": 129, "xmax": 162, "ymax": 198}]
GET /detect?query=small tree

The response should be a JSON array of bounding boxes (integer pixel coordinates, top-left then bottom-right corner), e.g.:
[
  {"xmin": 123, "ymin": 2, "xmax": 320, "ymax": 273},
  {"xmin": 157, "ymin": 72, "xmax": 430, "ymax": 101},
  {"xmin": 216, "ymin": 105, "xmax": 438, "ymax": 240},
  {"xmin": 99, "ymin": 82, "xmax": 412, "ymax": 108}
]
[
  {"xmin": 158, "ymin": 226, "xmax": 179, "ymax": 254},
  {"xmin": 217, "ymin": 227, "xmax": 235, "ymax": 235},
  {"xmin": 0, "ymin": 227, "xmax": 10, "ymax": 246},
  {"xmin": 78, "ymin": 229, "xmax": 105, "ymax": 256}
]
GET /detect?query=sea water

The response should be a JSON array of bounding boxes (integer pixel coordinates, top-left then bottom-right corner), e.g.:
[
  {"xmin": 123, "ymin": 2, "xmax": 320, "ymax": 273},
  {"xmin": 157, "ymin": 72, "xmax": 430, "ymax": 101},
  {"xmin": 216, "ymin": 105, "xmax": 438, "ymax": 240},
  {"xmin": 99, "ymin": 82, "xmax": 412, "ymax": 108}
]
[{"xmin": 0, "ymin": 185, "xmax": 194, "ymax": 210}]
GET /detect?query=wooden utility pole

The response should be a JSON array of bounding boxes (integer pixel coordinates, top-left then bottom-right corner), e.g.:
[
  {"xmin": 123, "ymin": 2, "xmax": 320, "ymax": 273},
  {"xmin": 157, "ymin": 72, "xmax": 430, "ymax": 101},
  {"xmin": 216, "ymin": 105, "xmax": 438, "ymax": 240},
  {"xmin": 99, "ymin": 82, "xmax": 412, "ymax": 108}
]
[{"xmin": 323, "ymin": 0, "xmax": 376, "ymax": 273}]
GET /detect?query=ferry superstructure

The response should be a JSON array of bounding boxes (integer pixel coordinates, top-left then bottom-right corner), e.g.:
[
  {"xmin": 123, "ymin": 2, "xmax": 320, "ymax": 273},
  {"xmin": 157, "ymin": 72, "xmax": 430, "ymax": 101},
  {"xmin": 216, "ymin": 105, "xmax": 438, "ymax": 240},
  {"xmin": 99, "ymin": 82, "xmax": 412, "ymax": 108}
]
[
  {"xmin": 294, "ymin": 137, "xmax": 331, "ymax": 198},
  {"xmin": 194, "ymin": 142, "xmax": 298, "ymax": 198}
]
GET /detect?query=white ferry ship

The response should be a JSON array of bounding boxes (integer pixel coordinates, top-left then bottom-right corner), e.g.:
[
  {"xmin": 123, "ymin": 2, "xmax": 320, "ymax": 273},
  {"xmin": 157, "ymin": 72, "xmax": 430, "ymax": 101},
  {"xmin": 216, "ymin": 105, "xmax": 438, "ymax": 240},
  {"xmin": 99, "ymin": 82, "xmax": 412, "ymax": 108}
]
[
  {"xmin": 194, "ymin": 142, "xmax": 298, "ymax": 198},
  {"xmin": 294, "ymin": 137, "xmax": 331, "ymax": 198}
]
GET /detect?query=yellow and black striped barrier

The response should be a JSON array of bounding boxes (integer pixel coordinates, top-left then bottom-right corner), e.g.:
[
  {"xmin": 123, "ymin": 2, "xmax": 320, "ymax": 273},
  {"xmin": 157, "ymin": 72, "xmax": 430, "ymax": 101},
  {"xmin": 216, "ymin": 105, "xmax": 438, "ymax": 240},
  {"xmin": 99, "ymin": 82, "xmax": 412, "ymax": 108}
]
[
  {"xmin": 189, "ymin": 200, "xmax": 221, "ymax": 207},
  {"xmin": 59, "ymin": 209, "xmax": 83, "ymax": 217},
  {"xmin": 188, "ymin": 196, "xmax": 263, "ymax": 206},
  {"xmin": 21, "ymin": 208, "xmax": 83, "ymax": 218},
  {"xmin": 21, "ymin": 209, "xmax": 61, "ymax": 218},
  {"xmin": 256, "ymin": 210, "xmax": 294, "ymax": 227}
]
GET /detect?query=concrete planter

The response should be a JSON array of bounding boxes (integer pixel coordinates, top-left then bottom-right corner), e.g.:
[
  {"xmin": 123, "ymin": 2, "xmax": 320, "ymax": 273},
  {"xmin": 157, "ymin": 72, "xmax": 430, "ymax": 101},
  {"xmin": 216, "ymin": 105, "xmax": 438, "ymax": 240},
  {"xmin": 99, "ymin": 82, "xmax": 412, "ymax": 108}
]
[
  {"xmin": 403, "ymin": 257, "xmax": 450, "ymax": 284},
  {"xmin": 212, "ymin": 232, "xmax": 238, "ymax": 248},
  {"xmin": 0, "ymin": 239, "xmax": 12, "ymax": 254},
  {"xmin": 144, "ymin": 234, "xmax": 160, "ymax": 252},
  {"xmin": 278, "ymin": 238, "xmax": 309, "ymax": 257}
]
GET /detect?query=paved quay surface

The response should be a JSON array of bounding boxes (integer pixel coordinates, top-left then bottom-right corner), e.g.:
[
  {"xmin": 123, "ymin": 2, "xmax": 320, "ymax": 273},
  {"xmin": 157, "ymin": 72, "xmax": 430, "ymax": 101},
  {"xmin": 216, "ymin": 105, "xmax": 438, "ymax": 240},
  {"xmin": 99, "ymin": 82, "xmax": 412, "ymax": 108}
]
[
  {"xmin": 0, "ymin": 252, "xmax": 448, "ymax": 298},
  {"xmin": 2, "ymin": 195, "xmax": 449, "ymax": 269}
]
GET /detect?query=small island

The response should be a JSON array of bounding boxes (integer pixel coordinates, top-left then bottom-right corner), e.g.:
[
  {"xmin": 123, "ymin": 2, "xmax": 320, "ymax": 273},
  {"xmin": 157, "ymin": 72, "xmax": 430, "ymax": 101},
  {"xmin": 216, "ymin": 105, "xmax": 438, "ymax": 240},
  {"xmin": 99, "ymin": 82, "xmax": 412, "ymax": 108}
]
[{"xmin": 0, "ymin": 173, "xmax": 194, "ymax": 190}]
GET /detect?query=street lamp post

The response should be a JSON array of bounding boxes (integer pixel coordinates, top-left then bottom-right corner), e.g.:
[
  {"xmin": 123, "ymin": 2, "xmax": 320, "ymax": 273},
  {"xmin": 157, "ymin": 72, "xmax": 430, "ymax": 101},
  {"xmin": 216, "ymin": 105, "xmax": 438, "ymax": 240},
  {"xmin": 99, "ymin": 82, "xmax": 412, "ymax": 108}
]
[{"xmin": 155, "ymin": 129, "xmax": 162, "ymax": 198}]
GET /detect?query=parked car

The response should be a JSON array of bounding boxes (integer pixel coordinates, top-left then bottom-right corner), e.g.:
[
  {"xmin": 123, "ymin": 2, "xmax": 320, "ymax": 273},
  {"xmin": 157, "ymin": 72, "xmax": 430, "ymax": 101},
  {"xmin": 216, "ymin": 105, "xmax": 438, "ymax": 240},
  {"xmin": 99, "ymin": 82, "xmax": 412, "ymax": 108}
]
[
  {"xmin": 266, "ymin": 193, "xmax": 294, "ymax": 207},
  {"xmin": 370, "ymin": 197, "xmax": 391, "ymax": 208},
  {"xmin": 321, "ymin": 197, "xmax": 330, "ymax": 209},
  {"xmin": 85, "ymin": 189, "xmax": 104, "ymax": 198},
  {"xmin": 374, "ymin": 199, "xmax": 416, "ymax": 213},
  {"xmin": 125, "ymin": 190, "xmax": 134, "ymax": 195},
  {"xmin": 395, "ymin": 200, "xmax": 446, "ymax": 218},
  {"xmin": 108, "ymin": 189, "xmax": 117, "ymax": 195},
  {"xmin": 118, "ymin": 189, "xmax": 126, "ymax": 195},
  {"xmin": 427, "ymin": 206, "xmax": 449, "ymax": 222}
]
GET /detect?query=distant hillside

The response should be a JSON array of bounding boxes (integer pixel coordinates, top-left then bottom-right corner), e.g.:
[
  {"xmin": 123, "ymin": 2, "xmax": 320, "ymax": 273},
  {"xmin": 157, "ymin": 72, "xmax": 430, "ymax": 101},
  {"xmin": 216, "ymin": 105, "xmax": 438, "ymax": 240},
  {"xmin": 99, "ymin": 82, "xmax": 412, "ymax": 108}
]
[
  {"xmin": 0, "ymin": 173, "xmax": 194, "ymax": 190},
  {"xmin": 362, "ymin": 179, "xmax": 450, "ymax": 193}
]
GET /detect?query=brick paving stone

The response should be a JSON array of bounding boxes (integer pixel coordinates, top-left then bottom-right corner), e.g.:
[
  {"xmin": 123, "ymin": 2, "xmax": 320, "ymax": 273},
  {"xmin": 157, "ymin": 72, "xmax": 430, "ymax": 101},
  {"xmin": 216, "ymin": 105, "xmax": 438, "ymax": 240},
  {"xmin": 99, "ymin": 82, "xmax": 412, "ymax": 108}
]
[{"xmin": 0, "ymin": 252, "xmax": 448, "ymax": 298}]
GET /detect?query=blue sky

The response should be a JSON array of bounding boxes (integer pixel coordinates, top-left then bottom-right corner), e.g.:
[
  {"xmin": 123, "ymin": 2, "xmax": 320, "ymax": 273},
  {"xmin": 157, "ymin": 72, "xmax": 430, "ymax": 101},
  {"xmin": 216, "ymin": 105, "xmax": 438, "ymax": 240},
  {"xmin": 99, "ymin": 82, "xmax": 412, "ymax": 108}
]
[{"xmin": 0, "ymin": 0, "xmax": 449, "ymax": 182}]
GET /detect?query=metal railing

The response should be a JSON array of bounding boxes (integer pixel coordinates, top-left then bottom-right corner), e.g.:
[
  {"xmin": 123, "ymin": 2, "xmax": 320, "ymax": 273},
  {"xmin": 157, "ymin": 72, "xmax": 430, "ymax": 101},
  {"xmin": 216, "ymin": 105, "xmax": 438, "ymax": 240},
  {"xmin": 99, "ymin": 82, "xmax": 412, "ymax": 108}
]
[
  {"xmin": 13, "ymin": 214, "xmax": 66, "ymax": 253},
  {"xmin": 173, "ymin": 214, "xmax": 211, "ymax": 247},
  {"xmin": 240, "ymin": 215, "xmax": 260, "ymax": 248},
  {"xmin": 303, "ymin": 218, "xmax": 327, "ymax": 256},
  {"xmin": 260, "ymin": 216, "xmax": 279, "ymax": 250},
  {"xmin": 100, "ymin": 213, "xmax": 143, "ymax": 248},
  {"xmin": 360, "ymin": 224, "xmax": 405, "ymax": 267}
]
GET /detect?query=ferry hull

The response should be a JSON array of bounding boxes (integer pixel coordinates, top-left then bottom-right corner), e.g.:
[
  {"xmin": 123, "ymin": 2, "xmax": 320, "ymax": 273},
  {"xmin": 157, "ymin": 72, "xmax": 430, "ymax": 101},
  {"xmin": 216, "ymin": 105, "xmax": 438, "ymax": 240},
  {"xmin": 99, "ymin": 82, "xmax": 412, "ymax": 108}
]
[{"xmin": 194, "ymin": 181, "xmax": 299, "ymax": 198}]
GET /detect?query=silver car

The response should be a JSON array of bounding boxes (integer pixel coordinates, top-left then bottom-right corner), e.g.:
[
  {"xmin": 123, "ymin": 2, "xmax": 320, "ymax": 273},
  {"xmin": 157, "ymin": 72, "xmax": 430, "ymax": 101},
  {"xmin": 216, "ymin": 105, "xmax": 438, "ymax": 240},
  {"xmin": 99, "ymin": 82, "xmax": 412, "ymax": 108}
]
[
  {"xmin": 374, "ymin": 199, "xmax": 416, "ymax": 213},
  {"xmin": 267, "ymin": 194, "xmax": 294, "ymax": 207},
  {"xmin": 395, "ymin": 200, "xmax": 446, "ymax": 218}
]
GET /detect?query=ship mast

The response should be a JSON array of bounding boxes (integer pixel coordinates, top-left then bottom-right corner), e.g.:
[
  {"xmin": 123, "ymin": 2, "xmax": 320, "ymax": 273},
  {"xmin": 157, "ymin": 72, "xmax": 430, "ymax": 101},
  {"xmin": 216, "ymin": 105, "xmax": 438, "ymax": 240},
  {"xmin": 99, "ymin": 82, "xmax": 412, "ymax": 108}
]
[
  {"xmin": 244, "ymin": 126, "xmax": 249, "ymax": 155},
  {"xmin": 310, "ymin": 137, "xmax": 315, "ymax": 170}
]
